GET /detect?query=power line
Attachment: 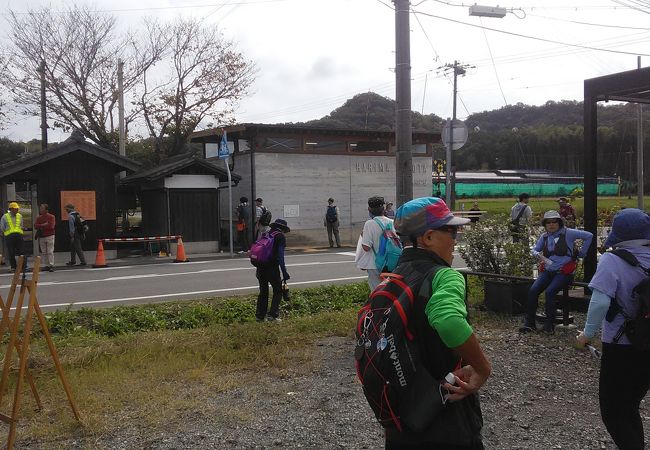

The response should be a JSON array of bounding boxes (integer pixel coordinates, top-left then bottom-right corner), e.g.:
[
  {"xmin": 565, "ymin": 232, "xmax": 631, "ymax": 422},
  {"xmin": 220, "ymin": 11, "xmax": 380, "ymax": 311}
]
[
  {"xmin": 525, "ymin": 12, "xmax": 650, "ymax": 30},
  {"xmin": 2, "ymin": 0, "xmax": 293, "ymax": 15},
  {"xmin": 411, "ymin": 7, "xmax": 650, "ymax": 57},
  {"xmin": 479, "ymin": 17, "xmax": 508, "ymax": 106}
]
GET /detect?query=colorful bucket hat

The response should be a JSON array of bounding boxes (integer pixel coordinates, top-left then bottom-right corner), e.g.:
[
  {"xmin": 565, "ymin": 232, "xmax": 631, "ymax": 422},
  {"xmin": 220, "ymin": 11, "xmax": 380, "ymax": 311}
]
[{"xmin": 394, "ymin": 197, "xmax": 469, "ymax": 236}]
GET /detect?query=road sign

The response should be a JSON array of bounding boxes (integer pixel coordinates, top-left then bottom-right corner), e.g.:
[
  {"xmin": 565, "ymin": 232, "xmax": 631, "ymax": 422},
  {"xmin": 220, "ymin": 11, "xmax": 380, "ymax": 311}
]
[{"xmin": 441, "ymin": 119, "xmax": 468, "ymax": 151}]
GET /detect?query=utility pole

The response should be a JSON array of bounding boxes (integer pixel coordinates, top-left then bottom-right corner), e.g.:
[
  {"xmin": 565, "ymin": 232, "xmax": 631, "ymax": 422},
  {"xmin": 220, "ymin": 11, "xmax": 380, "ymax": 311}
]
[
  {"xmin": 442, "ymin": 61, "xmax": 470, "ymax": 209},
  {"xmin": 39, "ymin": 60, "xmax": 47, "ymax": 152},
  {"xmin": 393, "ymin": 0, "xmax": 413, "ymax": 207},
  {"xmin": 637, "ymin": 56, "xmax": 644, "ymax": 209},
  {"xmin": 118, "ymin": 61, "xmax": 126, "ymax": 170}
]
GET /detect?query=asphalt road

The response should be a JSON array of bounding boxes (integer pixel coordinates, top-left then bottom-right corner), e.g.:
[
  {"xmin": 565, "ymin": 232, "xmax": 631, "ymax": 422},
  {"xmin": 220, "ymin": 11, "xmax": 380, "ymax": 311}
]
[{"xmin": 3, "ymin": 249, "xmax": 466, "ymax": 311}]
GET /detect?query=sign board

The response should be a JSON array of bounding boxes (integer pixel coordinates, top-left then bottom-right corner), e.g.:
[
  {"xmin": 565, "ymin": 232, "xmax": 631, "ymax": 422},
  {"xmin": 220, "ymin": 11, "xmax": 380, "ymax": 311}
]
[
  {"xmin": 441, "ymin": 119, "xmax": 468, "ymax": 151},
  {"xmin": 283, "ymin": 204, "xmax": 300, "ymax": 218},
  {"xmin": 218, "ymin": 131, "xmax": 230, "ymax": 160},
  {"xmin": 61, "ymin": 191, "xmax": 96, "ymax": 220}
]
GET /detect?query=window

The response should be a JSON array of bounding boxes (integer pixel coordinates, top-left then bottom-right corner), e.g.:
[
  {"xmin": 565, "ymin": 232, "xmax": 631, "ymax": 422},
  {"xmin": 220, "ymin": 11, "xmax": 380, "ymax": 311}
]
[
  {"xmin": 350, "ymin": 141, "xmax": 389, "ymax": 153},
  {"xmin": 258, "ymin": 137, "xmax": 302, "ymax": 152},
  {"xmin": 304, "ymin": 140, "xmax": 347, "ymax": 152}
]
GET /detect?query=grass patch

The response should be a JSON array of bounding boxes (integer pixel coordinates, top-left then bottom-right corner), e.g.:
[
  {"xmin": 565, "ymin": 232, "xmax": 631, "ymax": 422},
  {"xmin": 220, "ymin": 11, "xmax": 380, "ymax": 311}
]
[
  {"xmin": 7, "ymin": 308, "xmax": 359, "ymax": 445},
  {"xmin": 42, "ymin": 283, "xmax": 370, "ymax": 337}
]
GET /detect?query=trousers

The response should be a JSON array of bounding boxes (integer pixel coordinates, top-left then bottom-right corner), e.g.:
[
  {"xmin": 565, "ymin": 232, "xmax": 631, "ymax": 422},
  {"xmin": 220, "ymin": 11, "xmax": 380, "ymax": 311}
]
[
  {"xmin": 256, "ymin": 265, "xmax": 282, "ymax": 320},
  {"xmin": 524, "ymin": 270, "xmax": 572, "ymax": 330}
]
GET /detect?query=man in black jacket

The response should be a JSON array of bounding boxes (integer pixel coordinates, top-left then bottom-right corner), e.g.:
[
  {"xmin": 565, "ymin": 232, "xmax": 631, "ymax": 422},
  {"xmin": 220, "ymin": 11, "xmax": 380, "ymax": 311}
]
[{"xmin": 386, "ymin": 196, "xmax": 492, "ymax": 449}]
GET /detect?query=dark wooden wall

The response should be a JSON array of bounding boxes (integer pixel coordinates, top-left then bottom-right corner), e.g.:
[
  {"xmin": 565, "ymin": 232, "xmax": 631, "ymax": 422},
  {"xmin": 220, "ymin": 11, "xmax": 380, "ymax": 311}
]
[
  {"xmin": 34, "ymin": 151, "xmax": 119, "ymax": 252},
  {"xmin": 169, "ymin": 189, "xmax": 219, "ymax": 242}
]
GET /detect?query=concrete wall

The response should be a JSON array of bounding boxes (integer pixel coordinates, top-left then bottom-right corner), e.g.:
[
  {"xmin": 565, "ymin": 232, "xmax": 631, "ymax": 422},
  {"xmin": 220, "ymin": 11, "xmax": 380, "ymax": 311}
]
[{"xmin": 254, "ymin": 153, "xmax": 432, "ymax": 246}]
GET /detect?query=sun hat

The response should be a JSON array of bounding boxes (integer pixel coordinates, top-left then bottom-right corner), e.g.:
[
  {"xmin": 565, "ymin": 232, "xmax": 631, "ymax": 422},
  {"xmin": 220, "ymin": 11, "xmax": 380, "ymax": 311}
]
[
  {"xmin": 604, "ymin": 208, "xmax": 650, "ymax": 247},
  {"xmin": 269, "ymin": 218, "xmax": 290, "ymax": 233},
  {"xmin": 541, "ymin": 210, "xmax": 563, "ymax": 226},
  {"xmin": 394, "ymin": 197, "xmax": 470, "ymax": 237},
  {"xmin": 8, "ymin": 202, "xmax": 19, "ymax": 209}
]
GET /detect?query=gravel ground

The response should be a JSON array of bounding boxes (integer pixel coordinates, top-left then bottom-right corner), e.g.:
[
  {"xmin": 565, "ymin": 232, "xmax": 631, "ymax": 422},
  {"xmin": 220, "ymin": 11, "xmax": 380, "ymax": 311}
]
[{"xmin": 18, "ymin": 312, "xmax": 650, "ymax": 449}]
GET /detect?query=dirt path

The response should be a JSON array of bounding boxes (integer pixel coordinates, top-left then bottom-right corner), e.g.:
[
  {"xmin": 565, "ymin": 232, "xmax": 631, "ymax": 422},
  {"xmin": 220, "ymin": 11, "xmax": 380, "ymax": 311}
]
[{"xmin": 19, "ymin": 313, "xmax": 649, "ymax": 449}]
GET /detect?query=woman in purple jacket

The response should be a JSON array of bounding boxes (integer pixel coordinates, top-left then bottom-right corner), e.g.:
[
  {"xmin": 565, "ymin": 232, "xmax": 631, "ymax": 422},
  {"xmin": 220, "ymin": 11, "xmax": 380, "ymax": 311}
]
[{"xmin": 519, "ymin": 210, "xmax": 593, "ymax": 333}]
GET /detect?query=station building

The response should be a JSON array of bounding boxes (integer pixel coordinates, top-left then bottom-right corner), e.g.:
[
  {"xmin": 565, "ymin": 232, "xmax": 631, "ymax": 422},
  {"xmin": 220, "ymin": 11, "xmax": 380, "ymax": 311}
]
[{"xmin": 190, "ymin": 124, "xmax": 440, "ymax": 247}]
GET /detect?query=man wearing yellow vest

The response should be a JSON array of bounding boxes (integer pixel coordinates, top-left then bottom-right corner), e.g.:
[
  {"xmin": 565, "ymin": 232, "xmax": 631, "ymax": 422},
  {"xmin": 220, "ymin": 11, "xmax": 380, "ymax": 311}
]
[{"xmin": 1, "ymin": 202, "xmax": 24, "ymax": 272}]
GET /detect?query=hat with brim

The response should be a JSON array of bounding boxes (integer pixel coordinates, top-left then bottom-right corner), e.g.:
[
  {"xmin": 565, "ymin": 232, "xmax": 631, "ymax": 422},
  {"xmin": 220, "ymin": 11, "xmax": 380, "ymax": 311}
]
[
  {"xmin": 269, "ymin": 219, "xmax": 290, "ymax": 233},
  {"xmin": 604, "ymin": 208, "xmax": 650, "ymax": 247},
  {"xmin": 8, "ymin": 202, "xmax": 19, "ymax": 209},
  {"xmin": 541, "ymin": 210, "xmax": 563, "ymax": 226},
  {"xmin": 557, "ymin": 197, "xmax": 568, "ymax": 202},
  {"xmin": 394, "ymin": 197, "xmax": 470, "ymax": 237}
]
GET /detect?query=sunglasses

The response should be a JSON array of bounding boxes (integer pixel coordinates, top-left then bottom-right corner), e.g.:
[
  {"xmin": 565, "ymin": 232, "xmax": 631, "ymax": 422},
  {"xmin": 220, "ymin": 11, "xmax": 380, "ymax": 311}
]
[
  {"xmin": 433, "ymin": 226, "xmax": 459, "ymax": 239},
  {"xmin": 545, "ymin": 219, "xmax": 561, "ymax": 224}
]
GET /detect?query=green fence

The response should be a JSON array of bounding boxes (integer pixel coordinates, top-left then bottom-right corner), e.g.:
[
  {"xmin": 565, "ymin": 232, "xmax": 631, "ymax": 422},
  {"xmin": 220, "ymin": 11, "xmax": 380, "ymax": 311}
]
[{"xmin": 432, "ymin": 182, "xmax": 618, "ymax": 198}]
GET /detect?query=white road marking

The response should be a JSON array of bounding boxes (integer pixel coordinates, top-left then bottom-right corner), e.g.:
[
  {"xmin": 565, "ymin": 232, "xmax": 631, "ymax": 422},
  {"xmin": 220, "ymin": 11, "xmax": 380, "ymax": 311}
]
[
  {"xmin": 0, "ymin": 260, "xmax": 356, "ymax": 288},
  {"xmin": 28, "ymin": 275, "xmax": 368, "ymax": 310}
]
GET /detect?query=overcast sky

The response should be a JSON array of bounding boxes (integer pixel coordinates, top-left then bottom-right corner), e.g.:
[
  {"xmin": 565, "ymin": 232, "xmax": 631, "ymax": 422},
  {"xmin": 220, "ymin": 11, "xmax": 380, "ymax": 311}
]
[{"xmin": 1, "ymin": 0, "xmax": 648, "ymax": 142}]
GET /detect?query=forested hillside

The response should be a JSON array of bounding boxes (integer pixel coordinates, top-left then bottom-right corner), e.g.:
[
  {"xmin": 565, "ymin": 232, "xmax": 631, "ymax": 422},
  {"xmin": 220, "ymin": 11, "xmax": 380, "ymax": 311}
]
[{"xmin": 300, "ymin": 93, "xmax": 649, "ymax": 183}]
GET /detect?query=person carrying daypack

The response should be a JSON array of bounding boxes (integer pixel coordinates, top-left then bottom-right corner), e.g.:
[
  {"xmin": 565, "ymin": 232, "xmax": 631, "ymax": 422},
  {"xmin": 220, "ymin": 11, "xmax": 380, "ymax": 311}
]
[
  {"xmin": 324, "ymin": 197, "xmax": 341, "ymax": 248},
  {"xmin": 64, "ymin": 203, "xmax": 87, "ymax": 267},
  {"xmin": 509, "ymin": 193, "xmax": 532, "ymax": 243},
  {"xmin": 577, "ymin": 208, "xmax": 650, "ymax": 450},
  {"xmin": 255, "ymin": 197, "xmax": 272, "ymax": 240},
  {"xmin": 355, "ymin": 196, "xmax": 491, "ymax": 449},
  {"xmin": 250, "ymin": 219, "xmax": 290, "ymax": 322},
  {"xmin": 355, "ymin": 196, "xmax": 393, "ymax": 290}
]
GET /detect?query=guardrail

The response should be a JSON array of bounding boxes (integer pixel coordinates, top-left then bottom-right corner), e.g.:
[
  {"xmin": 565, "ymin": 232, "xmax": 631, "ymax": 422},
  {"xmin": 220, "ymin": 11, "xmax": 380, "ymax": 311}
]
[{"xmin": 458, "ymin": 268, "xmax": 590, "ymax": 326}]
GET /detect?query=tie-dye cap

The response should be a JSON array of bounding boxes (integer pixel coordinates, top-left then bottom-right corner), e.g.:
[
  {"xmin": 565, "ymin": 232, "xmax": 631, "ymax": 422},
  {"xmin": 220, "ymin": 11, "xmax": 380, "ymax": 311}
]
[{"xmin": 394, "ymin": 197, "xmax": 470, "ymax": 236}]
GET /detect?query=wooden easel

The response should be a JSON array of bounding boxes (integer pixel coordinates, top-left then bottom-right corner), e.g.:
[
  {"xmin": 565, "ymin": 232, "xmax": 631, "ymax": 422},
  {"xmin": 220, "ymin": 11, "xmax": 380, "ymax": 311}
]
[{"xmin": 0, "ymin": 256, "xmax": 81, "ymax": 449}]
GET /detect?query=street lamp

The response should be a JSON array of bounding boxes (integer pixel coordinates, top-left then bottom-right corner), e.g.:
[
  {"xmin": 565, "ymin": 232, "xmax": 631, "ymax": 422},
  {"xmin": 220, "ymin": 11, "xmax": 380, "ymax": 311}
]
[{"xmin": 469, "ymin": 4, "xmax": 507, "ymax": 18}]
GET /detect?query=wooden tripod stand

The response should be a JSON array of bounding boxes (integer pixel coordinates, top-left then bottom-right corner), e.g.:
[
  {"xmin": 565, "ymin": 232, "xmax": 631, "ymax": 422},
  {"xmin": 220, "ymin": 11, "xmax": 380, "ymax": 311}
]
[{"xmin": 0, "ymin": 256, "xmax": 81, "ymax": 448}]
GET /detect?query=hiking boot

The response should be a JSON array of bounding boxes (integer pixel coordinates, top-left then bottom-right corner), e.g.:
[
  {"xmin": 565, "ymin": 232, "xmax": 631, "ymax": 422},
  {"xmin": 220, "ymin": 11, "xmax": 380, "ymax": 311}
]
[
  {"xmin": 266, "ymin": 315, "xmax": 281, "ymax": 322},
  {"xmin": 518, "ymin": 325, "xmax": 536, "ymax": 333},
  {"xmin": 65, "ymin": 261, "xmax": 76, "ymax": 266},
  {"xmin": 255, "ymin": 317, "xmax": 265, "ymax": 323},
  {"xmin": 48, "ymin": 266, "xmax": 54, "ymax": 272},
  {"xmin": 79, "ymin": 262, "xmax": 87, "ymax": 266}
]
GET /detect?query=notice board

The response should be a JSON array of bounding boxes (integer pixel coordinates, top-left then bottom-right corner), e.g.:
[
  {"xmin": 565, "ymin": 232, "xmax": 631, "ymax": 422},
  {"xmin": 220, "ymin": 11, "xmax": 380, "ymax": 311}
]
[{"xmin": 60, "ymin": 191, "xmax": 96, "ymax": 220}]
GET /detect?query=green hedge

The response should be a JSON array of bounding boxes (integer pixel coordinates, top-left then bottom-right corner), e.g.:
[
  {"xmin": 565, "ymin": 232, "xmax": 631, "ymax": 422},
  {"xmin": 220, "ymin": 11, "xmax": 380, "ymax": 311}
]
[{"xmin": 43, "ymin": 283, "xmax": 371, "ymax": 337}]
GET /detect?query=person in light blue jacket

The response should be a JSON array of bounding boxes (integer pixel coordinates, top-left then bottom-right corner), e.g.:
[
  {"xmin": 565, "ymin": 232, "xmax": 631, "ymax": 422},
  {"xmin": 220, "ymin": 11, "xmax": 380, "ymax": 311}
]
[
  {"xmin": 576, "ymin": 208, "xmax": 650, "ymax": 450},
  {"xmin": 519, "ymin": 210, "xmax": 593, "ymax": 333}
]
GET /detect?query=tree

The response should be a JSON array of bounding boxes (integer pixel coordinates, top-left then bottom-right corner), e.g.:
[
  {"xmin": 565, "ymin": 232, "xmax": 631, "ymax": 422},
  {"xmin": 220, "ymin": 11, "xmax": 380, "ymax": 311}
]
[
  {"xmin": 138, "ymin": 18, "xmax": 256, "ymax": 162},
  {"xmin": 1, "ymin": 6, "xmax": 165, "ymax": 150}
]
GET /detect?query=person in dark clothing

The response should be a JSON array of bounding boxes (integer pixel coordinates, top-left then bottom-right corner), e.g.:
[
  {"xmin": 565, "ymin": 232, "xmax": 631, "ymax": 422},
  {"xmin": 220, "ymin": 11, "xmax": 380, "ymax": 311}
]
[
  {"xmin": 236, "ymin": 197, "xmax": 251, "ymax": 253},
  {"xmin": 64, "ymin": 203, "xmax": 87, "ymax": 266},
  {"xmin": 255, "ymin": 219, "xmax": 291, "ymax": 322},
  {"xmin": 468, "ymin": 202, "xmax": 481, "ymax": 223},
  {"xmin": 385, "ymin": 197, "xmax": 491, "ymax": 449}
]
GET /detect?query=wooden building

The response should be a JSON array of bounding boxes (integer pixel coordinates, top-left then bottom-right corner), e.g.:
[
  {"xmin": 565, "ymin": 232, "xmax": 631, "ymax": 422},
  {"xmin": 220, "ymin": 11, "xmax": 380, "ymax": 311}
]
[
  {"xmin": 120, "ymin": 152, "xmax": 241, "ymax": 253},
  {"xmin": 0, "ymin": 130, "xmax": 140, "ymax": 256}
]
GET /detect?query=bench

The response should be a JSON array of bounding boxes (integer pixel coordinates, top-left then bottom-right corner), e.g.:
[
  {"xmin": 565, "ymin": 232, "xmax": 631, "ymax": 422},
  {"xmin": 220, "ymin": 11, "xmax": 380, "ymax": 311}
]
[{"xmin": 458, "ymin": 269, "xmax": 591, "ymax": 327}]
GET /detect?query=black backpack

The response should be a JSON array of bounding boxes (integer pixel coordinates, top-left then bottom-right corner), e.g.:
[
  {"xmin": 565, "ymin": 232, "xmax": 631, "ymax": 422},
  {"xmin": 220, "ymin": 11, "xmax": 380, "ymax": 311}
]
[
  {"xmin": 259, "ymin": 207, "xmax": 272, "ymax": 226},
  {"xmin": 355, "ymin": 265, "xmax": 449, "ymax": 433},
  {"xmin": 71, "ymin": 212, "xmax": 89, "ymax": 238},
  {"xmin": 607, "ymin": 249, "xmax": 650, "ymax": 351},
  {"xmin": 326, "ymin": 205, "xmax": 338, "ymax": 223}
]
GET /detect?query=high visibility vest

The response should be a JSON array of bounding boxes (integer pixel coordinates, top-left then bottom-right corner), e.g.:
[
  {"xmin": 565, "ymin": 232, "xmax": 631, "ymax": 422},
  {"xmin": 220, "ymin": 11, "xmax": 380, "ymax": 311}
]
[{"xmin": 4, "ymin": 212, "xmax": 23, "ymax": 236}]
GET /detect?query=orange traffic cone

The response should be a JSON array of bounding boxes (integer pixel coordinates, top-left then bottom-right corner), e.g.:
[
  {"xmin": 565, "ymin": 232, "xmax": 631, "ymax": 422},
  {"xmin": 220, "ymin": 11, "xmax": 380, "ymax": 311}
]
[
  {"xmin": 174, "ymin": 237, "xmax": 189, "ymax": 263},
  {"xmin": 92, "ymin": 240, "xmax": 107, "ymax": 268}
]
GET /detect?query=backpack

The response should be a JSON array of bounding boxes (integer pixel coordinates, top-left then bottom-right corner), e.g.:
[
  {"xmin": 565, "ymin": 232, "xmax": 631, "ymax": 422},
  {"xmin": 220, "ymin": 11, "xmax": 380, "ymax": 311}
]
[
  {"xmin": 372, "ymin": 218, "xmax": 403, "ymax": 272},
  {"xmin": 72, "ymin": 212, "xmax": 89, "ymax": 238},
  {"xmin": 249, "ymin": 231, "xmax": 279, "ymax": 266},
  {"xmin": 607, "ymin": 249, "xmax": 650, "ymax": 351},
  {"xmin": 326, "ymin": 205, "xmax": 338, "ymax": 223},
  {"xmin": 259, "ymin": 207, "xmax": 272, "ymax": 227},
  {"xmin": 508, "ymin": 205, "xmax": 527, "ymax": 233},
  {"xmin": 355, "ymin": 265, "xmax": 448, "ymax": 432}
]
